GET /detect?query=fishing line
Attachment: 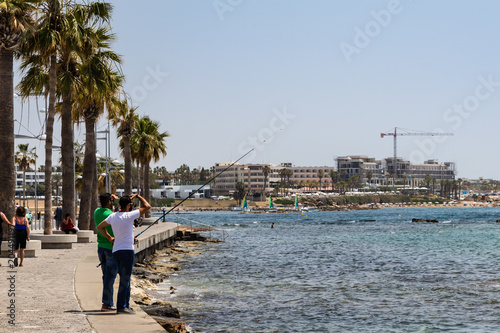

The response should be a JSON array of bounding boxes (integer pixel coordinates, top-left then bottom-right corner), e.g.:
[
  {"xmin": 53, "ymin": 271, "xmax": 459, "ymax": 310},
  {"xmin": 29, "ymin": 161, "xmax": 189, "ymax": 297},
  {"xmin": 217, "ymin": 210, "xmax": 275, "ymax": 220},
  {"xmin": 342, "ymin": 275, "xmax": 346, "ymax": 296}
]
[{"xmin": 134, "ymin": 129, "xmax": 283, "ymax": 238}]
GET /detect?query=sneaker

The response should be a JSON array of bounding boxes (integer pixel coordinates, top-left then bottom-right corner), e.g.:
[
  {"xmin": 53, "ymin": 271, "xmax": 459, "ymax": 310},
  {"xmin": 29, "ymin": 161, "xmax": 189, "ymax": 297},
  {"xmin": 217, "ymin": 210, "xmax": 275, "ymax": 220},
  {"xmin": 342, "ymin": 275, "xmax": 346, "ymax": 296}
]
[
  {"xmin": 117, "ymin": 307, "xmax": 135, "ymax": 314},
  {"xmin": 14, "ymin": 258, "xmax": 18, "ymax": 267},
  {"xmin": 101, "ymin": 305, "xmax": 117, "ymax": 312}
]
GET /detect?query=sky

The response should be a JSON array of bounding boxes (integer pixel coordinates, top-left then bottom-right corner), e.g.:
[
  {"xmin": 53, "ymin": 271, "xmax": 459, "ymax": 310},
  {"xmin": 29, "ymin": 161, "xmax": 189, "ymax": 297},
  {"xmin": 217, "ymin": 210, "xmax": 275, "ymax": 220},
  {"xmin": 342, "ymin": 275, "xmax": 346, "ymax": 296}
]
[{"xmin": 13, "ymin": 0, "xmax": 500, "ymax": 179}]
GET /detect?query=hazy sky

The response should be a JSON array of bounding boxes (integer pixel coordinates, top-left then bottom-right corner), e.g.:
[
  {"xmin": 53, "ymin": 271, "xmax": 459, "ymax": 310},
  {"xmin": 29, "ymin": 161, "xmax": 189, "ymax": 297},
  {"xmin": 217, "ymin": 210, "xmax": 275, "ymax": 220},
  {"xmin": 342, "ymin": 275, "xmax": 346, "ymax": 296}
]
[{"xmin": 13, "ymin": 0, "xmax": 500, "ymax": 179}]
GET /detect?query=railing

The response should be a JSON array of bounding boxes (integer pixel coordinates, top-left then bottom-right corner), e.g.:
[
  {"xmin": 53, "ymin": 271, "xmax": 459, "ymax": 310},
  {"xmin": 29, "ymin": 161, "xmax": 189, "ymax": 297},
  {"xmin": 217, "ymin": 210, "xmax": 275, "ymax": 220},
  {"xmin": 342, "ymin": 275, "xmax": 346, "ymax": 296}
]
[
  {"xmin": 29, "ymin": 217, "xmax": 63, "ymax": 231},
  {"xmin": 174, "ymin": 215, "xmax": 228, "ymax": 242},
  {"xmin": 29, "ymin": 217, "xmax": 44, "ymax": 231}
]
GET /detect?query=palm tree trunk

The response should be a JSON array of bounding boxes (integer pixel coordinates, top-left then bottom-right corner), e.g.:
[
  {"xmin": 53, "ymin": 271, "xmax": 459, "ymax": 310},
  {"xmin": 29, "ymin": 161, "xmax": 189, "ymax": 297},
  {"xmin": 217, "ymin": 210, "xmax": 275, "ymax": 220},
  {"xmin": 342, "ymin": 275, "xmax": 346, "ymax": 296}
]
[
  {"xmin": 78, "ymin": 117, "xmax": 96, "ymax": 230},
  {"xmin": 61, "ymin": 95, "xmax": 75, "ymax": 220},
  {"xmin": 43, "ymin": 55, "xmax": 57, "ymax": 234},
  {"xmin": 144, "ymin": 163, "xmax": 151, "ymax": 218},
  {"xmin": 0, "ymin": 49, "xmax": 16, "ymax": 224},
  {"xmin": 123, "ymin": 135, "xmax": 132, "ymax": 195}
]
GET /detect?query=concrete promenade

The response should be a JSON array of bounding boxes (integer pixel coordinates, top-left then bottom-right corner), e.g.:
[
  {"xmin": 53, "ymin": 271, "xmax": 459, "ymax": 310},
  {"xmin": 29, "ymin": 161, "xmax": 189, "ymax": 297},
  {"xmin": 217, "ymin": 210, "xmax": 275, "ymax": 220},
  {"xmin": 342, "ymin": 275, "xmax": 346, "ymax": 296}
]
[{"xmin": 0, "ymin": 220, "xmax": 179, "ymax": 332}]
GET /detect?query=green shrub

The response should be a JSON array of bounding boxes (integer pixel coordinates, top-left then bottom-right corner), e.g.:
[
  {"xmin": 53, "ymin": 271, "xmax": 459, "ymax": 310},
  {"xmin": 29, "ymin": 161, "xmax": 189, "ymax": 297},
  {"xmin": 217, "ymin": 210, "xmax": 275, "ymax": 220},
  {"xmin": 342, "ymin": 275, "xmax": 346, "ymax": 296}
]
[
  {"xmin": 275, "ymin": 199, "xmax": 295, "ymax": 205},
  {"xmin": 150, "ymin": 198, "xmax": 176, "ymax": 207}
]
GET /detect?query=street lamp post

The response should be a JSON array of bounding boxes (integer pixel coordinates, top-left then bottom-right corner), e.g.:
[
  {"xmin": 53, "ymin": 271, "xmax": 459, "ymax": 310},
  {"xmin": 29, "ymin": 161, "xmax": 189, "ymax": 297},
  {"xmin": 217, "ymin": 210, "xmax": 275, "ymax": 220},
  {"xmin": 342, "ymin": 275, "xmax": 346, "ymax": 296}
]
[
  {"xmin": 99, "ymin": 163, "xmax": 124, "ymax": 194},
  {"xmin": 32, "ymin": 147, "xmax": 38, "ymax": 229},
  {"xmin": 96, "ymin": 128, "xmax": 110, "ymax": 192}
]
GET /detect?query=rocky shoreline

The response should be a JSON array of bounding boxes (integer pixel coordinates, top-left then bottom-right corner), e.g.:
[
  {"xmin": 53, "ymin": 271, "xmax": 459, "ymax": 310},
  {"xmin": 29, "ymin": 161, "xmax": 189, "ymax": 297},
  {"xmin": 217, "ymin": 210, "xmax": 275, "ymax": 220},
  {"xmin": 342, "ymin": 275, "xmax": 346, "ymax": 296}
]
[{"xmin": 131, "ymin": 228, "xmax": 216, "ymax": 333}]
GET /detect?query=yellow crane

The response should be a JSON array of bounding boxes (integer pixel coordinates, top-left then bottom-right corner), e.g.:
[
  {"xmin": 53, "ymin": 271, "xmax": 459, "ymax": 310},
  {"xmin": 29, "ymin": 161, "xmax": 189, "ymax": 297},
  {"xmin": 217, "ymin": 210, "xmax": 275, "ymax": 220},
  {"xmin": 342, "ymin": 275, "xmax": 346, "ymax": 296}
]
[{"xmin": 380, "ymin": 127, "xmax": 453, "ymax": 178}]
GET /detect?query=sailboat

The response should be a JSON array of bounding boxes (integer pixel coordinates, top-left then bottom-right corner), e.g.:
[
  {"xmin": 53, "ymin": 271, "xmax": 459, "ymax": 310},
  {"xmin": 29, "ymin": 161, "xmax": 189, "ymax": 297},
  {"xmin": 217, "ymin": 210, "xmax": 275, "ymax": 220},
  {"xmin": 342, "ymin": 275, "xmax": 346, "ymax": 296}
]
[
  {"xmin": 242, "ymin": 196, "xmax": 249, "ymax": 212},
  {"xmin": 267, "ymin": 195, "xmax": 279, "ymax": 213},
  {"xmin": 294, "ymin": 196, "xmax": 299, "ymax": 210},
  {"xmin": 234, "ymin": 195, "xmax": 253, "ymax": 213}
]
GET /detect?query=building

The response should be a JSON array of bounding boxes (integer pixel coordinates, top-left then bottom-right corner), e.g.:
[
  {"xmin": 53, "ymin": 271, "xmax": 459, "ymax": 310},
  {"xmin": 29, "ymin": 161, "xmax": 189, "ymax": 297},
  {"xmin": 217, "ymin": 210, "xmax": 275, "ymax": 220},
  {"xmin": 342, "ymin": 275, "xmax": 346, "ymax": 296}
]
[
  {"xmin": 268, "ymin": 163, "xmax": 336, "ymax": 189},
  {"xmin": 385, "ymin": 158, "xmax": 455, "ymax": 187},
  {"xmin": 336, "ymin": 155, "xmax": 456, "ymax": 187},
  {"xmin": 15, "ymin": 169, "xmax": 48, "ymax": 197},
  {"xmin": 213, "ymin": 162, "xmax": 335, "ymax": 195},
  {"xmin": 118, "ymin": 185, "xmax": 211, "ymax": 200},
  {"xmin": 213, "ymin": 162, "xmax": 270, "ymax": 195},
  {"xmin": 336, "ymin": 156, "xmax": 384, "ymax": 185}
]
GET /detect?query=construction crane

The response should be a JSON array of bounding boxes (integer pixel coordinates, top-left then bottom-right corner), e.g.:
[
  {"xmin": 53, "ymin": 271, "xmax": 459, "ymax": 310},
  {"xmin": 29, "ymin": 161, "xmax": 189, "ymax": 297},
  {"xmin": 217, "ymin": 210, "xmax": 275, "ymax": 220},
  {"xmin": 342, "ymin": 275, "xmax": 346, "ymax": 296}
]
[{"xmin": 380, "ymin": 127, "xmax": 453, "ymax": 179}]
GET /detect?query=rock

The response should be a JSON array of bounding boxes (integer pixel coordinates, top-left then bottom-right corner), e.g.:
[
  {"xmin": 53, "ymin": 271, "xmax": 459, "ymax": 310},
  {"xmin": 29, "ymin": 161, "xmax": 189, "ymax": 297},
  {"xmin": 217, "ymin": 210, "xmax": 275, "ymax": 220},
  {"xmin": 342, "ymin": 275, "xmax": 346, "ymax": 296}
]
[
  {"xmin": 133, "ymin": 266, "xmax": 152, "ymax": 277},
  {"xmin": 412, "ymin": 218, "xmax": 438, "ymax": 223},
  {"xmin": 150, "ymin": 316, "xmax": 188, "ymax": 333},
  {"xmin": 146, "ymin": 274, "xmax": 164, "ymax": 284},
  {"xmin": 142, "ymin": 303, "xmax": 181, "ymax": 318}
]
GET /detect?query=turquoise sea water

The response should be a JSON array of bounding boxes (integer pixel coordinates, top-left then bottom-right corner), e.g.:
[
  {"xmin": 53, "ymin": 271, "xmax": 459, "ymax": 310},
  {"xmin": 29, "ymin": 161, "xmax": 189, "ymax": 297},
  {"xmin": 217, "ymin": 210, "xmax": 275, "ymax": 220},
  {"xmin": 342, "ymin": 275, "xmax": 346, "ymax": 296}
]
[{"xmin": 156, "ymin": 208, "xmax": 500, "ymax": 332}]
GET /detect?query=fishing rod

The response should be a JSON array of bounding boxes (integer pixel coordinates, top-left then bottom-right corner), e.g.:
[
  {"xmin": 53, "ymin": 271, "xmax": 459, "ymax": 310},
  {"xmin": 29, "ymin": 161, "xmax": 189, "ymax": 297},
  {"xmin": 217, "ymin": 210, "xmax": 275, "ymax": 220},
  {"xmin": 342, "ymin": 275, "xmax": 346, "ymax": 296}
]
[{"xmin": 134, "ymin": 129, "xmax": 282, "ymax": 238}]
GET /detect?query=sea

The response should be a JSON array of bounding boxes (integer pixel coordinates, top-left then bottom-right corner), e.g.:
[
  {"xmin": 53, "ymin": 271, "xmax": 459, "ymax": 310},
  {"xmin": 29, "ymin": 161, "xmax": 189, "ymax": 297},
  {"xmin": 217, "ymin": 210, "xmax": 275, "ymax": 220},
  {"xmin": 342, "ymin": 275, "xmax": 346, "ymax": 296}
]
[{"xmin": 153, "ymin": 207, "xmax": 500, "ymax": 332}]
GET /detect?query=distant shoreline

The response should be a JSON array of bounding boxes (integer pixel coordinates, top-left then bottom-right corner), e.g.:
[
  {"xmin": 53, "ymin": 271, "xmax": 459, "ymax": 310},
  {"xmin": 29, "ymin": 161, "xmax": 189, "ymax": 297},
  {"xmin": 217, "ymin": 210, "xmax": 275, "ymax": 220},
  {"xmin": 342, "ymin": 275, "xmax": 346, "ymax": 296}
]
[{"xmin": 150, "ymin": 199, "xmax": 499, "ymax": 213}]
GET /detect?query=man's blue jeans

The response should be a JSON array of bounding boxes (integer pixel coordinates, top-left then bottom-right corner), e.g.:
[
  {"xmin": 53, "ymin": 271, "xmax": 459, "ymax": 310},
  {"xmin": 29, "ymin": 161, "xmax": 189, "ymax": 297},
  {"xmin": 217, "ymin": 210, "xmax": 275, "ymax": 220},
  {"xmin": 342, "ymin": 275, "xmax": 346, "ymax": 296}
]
[
  {"xmin": 113, "ymin": 250, "xmax": 135, "ymax": 310},
  {"xmin": 97, "ymin": 246, "xmax": 118, "ymax": 307}
]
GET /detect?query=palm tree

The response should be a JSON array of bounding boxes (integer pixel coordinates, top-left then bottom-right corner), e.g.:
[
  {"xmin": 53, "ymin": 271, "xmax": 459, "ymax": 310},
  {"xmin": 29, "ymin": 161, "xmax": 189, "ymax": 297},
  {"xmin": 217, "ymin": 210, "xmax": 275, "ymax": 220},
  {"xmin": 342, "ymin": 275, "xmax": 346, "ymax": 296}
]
[
  {"xmin": 18, "ymin": 0, "xmax": 75, "ymax": 235},
  {"xmin": 175, "ymin": 164, "xmax": 190, "ymax": 185},
  {"xmin": 329, "ymin": 170, "xmax": 340, "ymax": 193},
  {"xmin": 278, "ymin": 168, "xmax": 286, "ymax": 195},
  {"xmin": 451, "ymin": 180, "xmax": 458, "ymax": 200},
  {"xmin": 234, "ymin": 181, "xmax": 245, "ymax": 205},
  {"xmin": 112, "ymin": 101, "xmax": 138, "ymax": 195},
  {"xmin": 0, "ymin": 0, "xmax": 39, "ymax": 224},
  {"xmin": 423, "ymin": 174, "xmax": 432, "ymax": 193},
  {"xmin": 431, "ymin": 177, "xmax": 436, "ymax": 194},
  {"xmin": 440, "ymin": 180, "xmax": 446, "ymax": 198},
  {"xmin": 61, "ymin": 2, "xmax": 115, "ymax": 230},
  {"xmin": 15, "ymin": 144, "xmax": 36, "ymax": 207},
  {"xmin": 317, "ymin": 170, "xmax": 324, "ymax": 190},
  {"xmin": 52, "ymin": 172, "xmax": 62, "ymax": 202},
  {"xmin": 337, "ymin": 180, "xmax": 346, "ymax": 195},
  {"xmin": 350, "ymin": 175, "xmax": 360, "ymax": 191},
  {"xmin": 130, "ymin": 116, "xmax": 168, "ymax": 217},
  {"xmin": 262, "ymin": 165, "xmax": 271, "ymax": 198},
  {"xmin": 285, "ymin": 169, "xmax": 293, "ymax": 195},
  {"xmin": 457, "ymin": 178, "xmax": 463, "ymax": 201},
  {"xmin": 366, "ymin": 171, "xmax": 373, "ymax": 187}
]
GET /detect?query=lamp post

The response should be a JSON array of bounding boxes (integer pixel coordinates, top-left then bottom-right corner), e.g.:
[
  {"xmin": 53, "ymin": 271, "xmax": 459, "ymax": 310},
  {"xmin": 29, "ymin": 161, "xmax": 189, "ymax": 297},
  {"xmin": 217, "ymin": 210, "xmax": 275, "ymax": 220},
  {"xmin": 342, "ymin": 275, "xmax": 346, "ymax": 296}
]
[
  {"xmin": 98, "ymin": 162, "xmax": 124, "ymax": 194},
  {"xmin": 29, "ymin": 147, "xmax": 38, "ymax": 229},
  {"xmin": 96, "ymin": 128, "xmax": 110, "ymax": 192}
]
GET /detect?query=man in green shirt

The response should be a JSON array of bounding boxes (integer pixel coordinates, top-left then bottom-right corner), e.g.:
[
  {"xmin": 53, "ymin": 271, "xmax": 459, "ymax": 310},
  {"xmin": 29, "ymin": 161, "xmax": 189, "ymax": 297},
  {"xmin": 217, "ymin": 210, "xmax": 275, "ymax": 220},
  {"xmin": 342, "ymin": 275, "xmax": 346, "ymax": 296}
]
[{"xmin": 95, "ymin": 193, "xmax": 119, "ymax": 311}]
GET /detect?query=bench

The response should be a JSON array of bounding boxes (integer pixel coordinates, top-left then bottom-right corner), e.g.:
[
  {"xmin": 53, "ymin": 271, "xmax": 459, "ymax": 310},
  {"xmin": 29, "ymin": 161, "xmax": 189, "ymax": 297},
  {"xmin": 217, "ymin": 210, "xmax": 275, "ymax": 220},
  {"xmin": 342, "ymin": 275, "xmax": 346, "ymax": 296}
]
[
  {"xmin": 30, "ymin": 234, "xmax": 77, "ymax": 249},
  {"xmin": 1, "ymin": 240, "xmax": 42, "ymax": 257},
  {"xmin": 53, "ymin": 230, "xmax": 96, "ymax": 243}
]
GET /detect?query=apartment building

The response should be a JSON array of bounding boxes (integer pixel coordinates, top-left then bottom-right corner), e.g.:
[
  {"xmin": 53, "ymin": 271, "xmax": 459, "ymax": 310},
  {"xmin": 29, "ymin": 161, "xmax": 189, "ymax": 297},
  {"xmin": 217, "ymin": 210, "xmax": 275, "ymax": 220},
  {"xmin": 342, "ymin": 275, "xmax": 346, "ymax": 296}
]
[
  {"xmin": 213, "ymin": 162, "xmax": 335, "ymax": 195},
  {"xmin": 385, "ymin": 158, "xmax": 455, "ymax": 187},
  {"xmin": 336, "ymin": 156, "xmax": 456, "ymax": 187},
  {"xmin": 213, "ymin": 162, "xmax": 270, "ymax": 195},
  {"xmin": 336, "ymin": 156, "xmax": 384, "ymax": 185},
  {"xmin": 15, "ymin": 169, "xmax": 48, "ymax": 197},
  {"xmin": 268, "ymin": 163, "xmax": 335, "ymax": 188}
]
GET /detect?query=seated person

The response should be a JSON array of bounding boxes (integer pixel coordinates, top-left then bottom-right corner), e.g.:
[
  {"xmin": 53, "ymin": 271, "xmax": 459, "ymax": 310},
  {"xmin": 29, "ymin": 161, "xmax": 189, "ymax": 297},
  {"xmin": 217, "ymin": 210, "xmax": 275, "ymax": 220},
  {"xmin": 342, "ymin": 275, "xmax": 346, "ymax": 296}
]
[{"xmin": 62, "ymin": 213, "xmax": 79, "ymax": 234}]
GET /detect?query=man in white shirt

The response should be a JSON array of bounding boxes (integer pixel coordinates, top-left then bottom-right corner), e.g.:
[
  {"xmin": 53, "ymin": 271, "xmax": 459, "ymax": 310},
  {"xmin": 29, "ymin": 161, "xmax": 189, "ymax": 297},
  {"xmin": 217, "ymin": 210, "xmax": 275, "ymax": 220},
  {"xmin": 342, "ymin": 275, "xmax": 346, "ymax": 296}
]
[{"xmin": 97, "ymin": 194, "xmax": 151, "ymax": 314}]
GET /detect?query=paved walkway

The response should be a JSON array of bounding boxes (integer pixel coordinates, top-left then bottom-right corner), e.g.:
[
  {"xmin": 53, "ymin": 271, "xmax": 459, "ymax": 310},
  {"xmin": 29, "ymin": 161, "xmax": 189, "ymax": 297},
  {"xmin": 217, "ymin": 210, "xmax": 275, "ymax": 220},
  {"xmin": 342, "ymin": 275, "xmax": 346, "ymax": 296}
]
[
  {"xmin": 0, "ymin": 242, "xmax": 95, "ymax": 332},
  {"xmin": 0, "ymin": 221, "xmax": 179, "ymax": 332}
]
